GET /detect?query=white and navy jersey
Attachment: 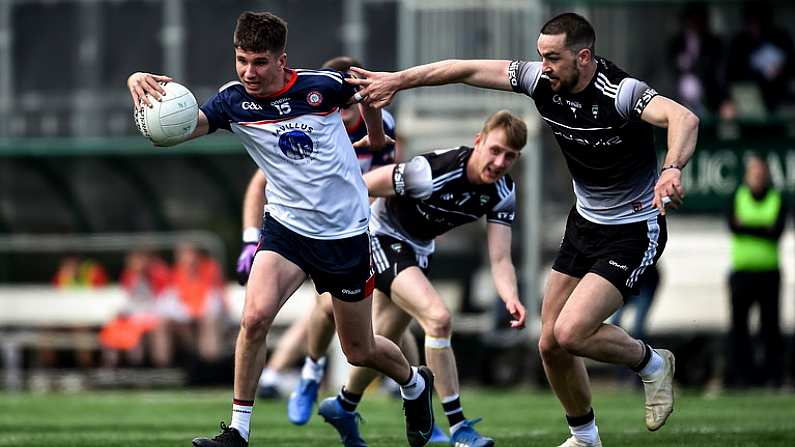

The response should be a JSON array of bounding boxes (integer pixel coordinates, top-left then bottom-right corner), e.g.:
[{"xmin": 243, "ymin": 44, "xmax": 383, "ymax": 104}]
[
  {"xmin": 351, "ymin": 110, "xmax": 397, "ymax": 173},
  {"xmin": 201, "ymin": 69, "xmax": 369, "ymax": 239},
  {"xmin": 509, "ymin": 57, "xmax": 660, "ymax": 225},
  {"xmin": 370, "ymin": 146, "xmax": 516, "ymax": 256}
]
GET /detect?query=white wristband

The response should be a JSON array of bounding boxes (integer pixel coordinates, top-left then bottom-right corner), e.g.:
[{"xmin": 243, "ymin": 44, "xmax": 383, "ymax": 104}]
[{"xmin": 242, "ymin": 227, "xmax": 260, "ymax": 243}]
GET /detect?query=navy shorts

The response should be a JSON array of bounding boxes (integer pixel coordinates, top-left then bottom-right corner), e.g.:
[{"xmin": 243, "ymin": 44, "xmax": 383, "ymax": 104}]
[
  {"xmin": 552, "ymin": 207, "xmax": 667, "ymax": 299},
  {"xmin": 257, "ymin": 214, "xmax": 374, "ymax": 302},
  {"xmin": 369, "ymin": 234, "xmax": 431, "ymax": 297}
]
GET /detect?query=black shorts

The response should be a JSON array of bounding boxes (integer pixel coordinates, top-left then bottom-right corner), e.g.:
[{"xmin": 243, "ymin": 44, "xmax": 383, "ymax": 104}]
[
  {"xmin": 369, "ymin": 234, "xmax": 431, "ymax": 297},
  {"xmin": 552, "ymin": 207, "xmax": 668, "ymax": 299},
  {"xmin": 257, "ymin": 214, "xmax": 374, "ymax": 302}
]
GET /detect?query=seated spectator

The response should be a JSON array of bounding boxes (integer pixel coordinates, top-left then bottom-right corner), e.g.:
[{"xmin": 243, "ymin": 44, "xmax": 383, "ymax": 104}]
[
  {"xmin": 724, "ymin": 1, "xmax": 794, "ymax": 118},
  {"xmin": 52, "ymin": 255, "xmax": 109, "ymax": 289},
  {"xmin": 667, "ymin": 2, "xmax": 728, "ymax": 117},
  {"xmin": 48, "ymin": 255, "xmax": 109, "ymax": 369},
  {"xmin": 156, "ymin": 242, "xmax": 225, "ymax": 365},
  {"xmin": 100, "ymin": 249, "xmax": 172, "ymax": 368}
]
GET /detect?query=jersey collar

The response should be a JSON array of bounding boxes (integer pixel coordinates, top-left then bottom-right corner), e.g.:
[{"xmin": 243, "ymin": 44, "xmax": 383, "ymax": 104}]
[{"xmin": 260, "ymin": 69, "xmax": 298, "ymax": 99}]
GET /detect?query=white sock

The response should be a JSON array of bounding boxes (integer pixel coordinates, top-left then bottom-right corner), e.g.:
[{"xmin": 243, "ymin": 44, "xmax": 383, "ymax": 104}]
[
  {"xmin": 259, "ymin": 368, "xmax": 280, "ymax": 387},
  {"xmin": 301, "ymin": 356, "xmax": 326, "ymax": 382},
  {"xmin": 400, "ymin": 366, "xmax": 426, "ymax": 400},
  {"xmin": 570, "ymin": 419, "xmax": 599, "ymax": 445},
  {"xmin": 639, "ymin": 349, "xmax": 664, "ymax": 381},
  {"xmin": 230, "ymin": 401, "xmax": 253, "ymax": 441}
]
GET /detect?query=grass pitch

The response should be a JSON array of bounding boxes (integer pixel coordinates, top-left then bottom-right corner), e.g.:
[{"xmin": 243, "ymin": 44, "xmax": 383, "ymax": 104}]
[{"xmin": 1, "ymin": 387, "xmax": 793, "ymax": 446}]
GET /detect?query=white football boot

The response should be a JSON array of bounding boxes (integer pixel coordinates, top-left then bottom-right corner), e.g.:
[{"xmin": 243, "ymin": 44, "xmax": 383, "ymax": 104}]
[
  {"xmin": 642, "ymin": 349, "xmax": 676, "ymax": 431},
  {"xmin": 556, "ymin": 435, "xmax": 602, "ymax": 447}
]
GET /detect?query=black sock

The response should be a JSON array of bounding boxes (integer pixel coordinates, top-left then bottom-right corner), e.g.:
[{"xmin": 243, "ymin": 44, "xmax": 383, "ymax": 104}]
[
  {"xmin": 565, "ymin": 408, "xmax": 595, "ymax": 427},
  {"xmin": 442, "ymin": 396, "xmax": 466, "ymax": 428},
  {"xmin": 631, "ymin": 343, "xmax": 652, "ymax": 372},
  {"xmin": 336, "ymin": 387, "xmax": 362, "ymax": 412}
]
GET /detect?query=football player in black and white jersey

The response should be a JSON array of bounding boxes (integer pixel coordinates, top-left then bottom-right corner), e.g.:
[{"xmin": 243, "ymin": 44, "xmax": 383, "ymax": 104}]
[
  {"xmin": 315, "ymin": 110, "xmax": 527, "ymax": 447},
  {"xmin": 127, "ymin": 12, "xmax": 435, "ymax": 447},
  {"xmin": 349, "ymin": 12, "xmax": 699, "ymax": 447}
]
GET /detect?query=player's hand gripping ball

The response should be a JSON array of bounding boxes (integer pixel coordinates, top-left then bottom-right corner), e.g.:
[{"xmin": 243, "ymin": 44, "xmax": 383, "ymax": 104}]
[{"xmin": 134, "ymin": 82, "xmax": 198, "ymax": 146}]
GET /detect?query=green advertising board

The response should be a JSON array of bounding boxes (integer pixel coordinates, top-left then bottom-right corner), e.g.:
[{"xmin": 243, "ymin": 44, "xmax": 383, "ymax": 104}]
[{"xmin": 672, "ymin": 139, "xmax": 795, "ymax": 214}]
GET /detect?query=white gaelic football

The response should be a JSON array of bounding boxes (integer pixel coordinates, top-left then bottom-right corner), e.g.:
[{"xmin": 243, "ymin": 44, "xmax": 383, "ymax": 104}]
[{"xmin": 134, "ymin": 81, "xmax": 198, "ymax": 146}]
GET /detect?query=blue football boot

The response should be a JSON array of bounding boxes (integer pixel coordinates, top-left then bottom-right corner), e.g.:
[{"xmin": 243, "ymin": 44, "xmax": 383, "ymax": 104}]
[
  {"xmin": 428, "ymin": 423, "xmax": 450, "ymax": 444},
  {"xmin": 318, "ymin": 397, "xmax": 368, "ymax": 447},
  {"xmin": 287, "ymin": 378, "xmax": 319, "ymax": 425},
  {"xmin": 449, "ymin": 418, "xmax": 494, "ymax": 447}
]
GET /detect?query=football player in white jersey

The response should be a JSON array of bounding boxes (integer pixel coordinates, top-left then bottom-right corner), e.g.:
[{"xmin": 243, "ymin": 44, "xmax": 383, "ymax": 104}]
[{"xmin": 127, "ymin": 11, "xmax": 434, "ymax": 447}]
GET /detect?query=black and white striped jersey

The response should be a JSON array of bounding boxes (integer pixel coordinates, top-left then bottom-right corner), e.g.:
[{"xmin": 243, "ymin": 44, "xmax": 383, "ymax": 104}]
[
  {"xmin": 369, "ymin": 146, "xmax": 516, "ymax": 256},
  {"xmin": 509, "ymin": 56, "xmax": 660, "ymax": 225}
]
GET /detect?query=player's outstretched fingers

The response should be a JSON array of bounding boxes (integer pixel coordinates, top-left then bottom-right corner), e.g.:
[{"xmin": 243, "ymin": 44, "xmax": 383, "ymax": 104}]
[{"xmin": 349, "ymin": 66, "xmax": 374, "ymax": 79}]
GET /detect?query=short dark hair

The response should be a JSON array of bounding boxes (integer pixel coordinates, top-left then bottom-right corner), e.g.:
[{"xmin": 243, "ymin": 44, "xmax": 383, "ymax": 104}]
[
  {"xmin": 234, "ymin": 11, "xmax": 288, "ymax": 54},
  {"xmin": 322, "ymin": 56, "xmax": 362, "ymax": 72},
  {"xmin": 540, "ymin": 12, "xmax": 595, "ymax": 53},
  {"xmin": 481, "ymin": 110, "xmax": 527, "ymax": 151}
]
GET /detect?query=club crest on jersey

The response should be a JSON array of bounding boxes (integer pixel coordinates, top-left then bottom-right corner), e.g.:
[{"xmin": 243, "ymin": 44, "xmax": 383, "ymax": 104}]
[
  {"xmin": 480, "ymin": 195, "xmax": 490, "ymax": 205},
  {"xmin": 592, "ymin": 104, "xmax": 599, "ymax": 118},
  {"xmin": 306, "ymin": 90, "xmax": 323, "ymax": 107},
  {"xmin": 390, "ymin": 243, "xmax": 402, "ymax": 253}
]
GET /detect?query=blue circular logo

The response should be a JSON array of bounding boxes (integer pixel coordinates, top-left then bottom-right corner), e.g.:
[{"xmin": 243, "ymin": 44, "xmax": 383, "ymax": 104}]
[{"xmin": 278, "ymin": 130, "xmax": 314, "ymax": 160}]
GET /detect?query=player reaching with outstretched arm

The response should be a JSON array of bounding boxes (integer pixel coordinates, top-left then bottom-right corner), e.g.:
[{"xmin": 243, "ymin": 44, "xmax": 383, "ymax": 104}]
[
  {"xmin": 317, "ymin": 110, "xmax": 527, "ymax": 447},
  {"xmin": 127, "ymin": 11, "xmax": 434, "ymax": 447},
  {"xmin": 348, "ymin": 12, "xmax": 698, "ymax": 447}
]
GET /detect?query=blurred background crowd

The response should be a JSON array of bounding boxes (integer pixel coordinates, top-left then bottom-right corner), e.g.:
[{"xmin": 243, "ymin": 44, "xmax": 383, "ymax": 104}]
[{"xmin": 1, "ymin": 0, "xmax": 794, "ymax": 394}]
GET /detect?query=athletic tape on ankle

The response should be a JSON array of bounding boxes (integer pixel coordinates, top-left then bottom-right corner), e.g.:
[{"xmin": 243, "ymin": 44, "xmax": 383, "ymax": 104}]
[{"xmin": 425, "ymin": 335, "xmax": 451, "ymax": 349}]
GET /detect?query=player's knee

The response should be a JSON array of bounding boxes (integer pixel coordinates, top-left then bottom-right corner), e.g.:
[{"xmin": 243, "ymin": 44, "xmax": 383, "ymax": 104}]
[
  {"xmin": 553, "ymin": 320, "xmax": 586, "ymax": 354},
  {"xmin": 538, "ymin": 330, "xmax": 562, "ymax": 360},
  {"xmin": 341, "ymin": 340, "xmax": 375, "ymax": 367},
  {"xmin": 423, "ymin": 307, "xmax": 452, "ymax": 337},
  {"xmin": 240, "ymin": 310, "xmax": 274, "ymax": 339}
]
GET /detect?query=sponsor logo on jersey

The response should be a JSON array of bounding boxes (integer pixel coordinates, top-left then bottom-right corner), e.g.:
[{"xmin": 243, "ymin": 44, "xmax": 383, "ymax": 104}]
[
  {"xmin": 306, "ymin": 90, "xmax": 323, "ymax": 106},
  {"xmin": 393, "ymin": 164, "xmax": 406, "ymax": 196},
  {"xmin": 241, "ymin": 101, "xmax": 263, "ymax": 111},
  {"xmin": 277, "ymin": 130, "xmax": 314, "ymax": 160},
  {"xmin": 609, "ymin": 260, "xmax": 629, "ymax": 271},
  {"xmin": 341, "ymin": 288, "xmax": 362, "ymax": 295},
  {"xmin": 551, "ymin": 130, "xmax": 623, "ymax": 148},
  {"xmin": 508, "ymin": 60, "xmax": 520, "ymax": 87},
  {"xmin": 634, "ymin": 88, "xmax": 658, "ymax": 116},
  {"xmin": 496, "ymin": 211, "xmax": 515, "ymax": 221}
]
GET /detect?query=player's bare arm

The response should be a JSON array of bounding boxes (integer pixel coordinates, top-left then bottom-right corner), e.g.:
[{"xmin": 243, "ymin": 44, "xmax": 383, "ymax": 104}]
[
  {"xmin": 348, "ymin": 60, "xmax": 514, "ymax": 108},
  {"xmin": 487, "ymin": 222, "xmax": 526, "ymax": 329},
  {"xmin": 243, "ymin": 170, "xmax": 268, "ymax": 230},
  {"xmin": 640, "ymin": 96, "xmax": 699, "ymax": 214},
  {"xmin": 363, "ymin": 164, "xmax": 396, "ymax": 197},
  {"xmin": 357, "ymin": 102, "xmax": 388, "ymax": 150}
]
